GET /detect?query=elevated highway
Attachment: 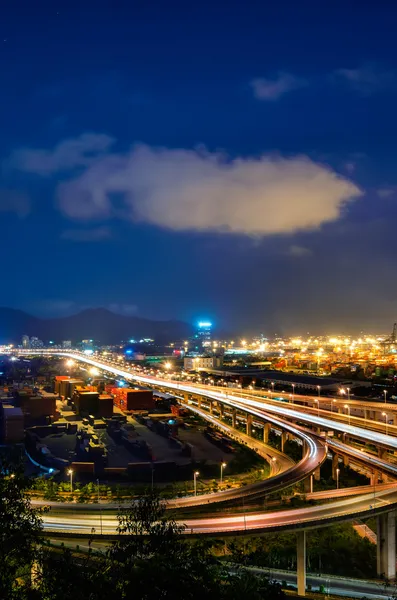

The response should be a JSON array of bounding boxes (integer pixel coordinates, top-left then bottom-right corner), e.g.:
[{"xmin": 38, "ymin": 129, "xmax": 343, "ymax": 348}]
[{"xmin": 12, "ymin": 349, "xmax": 397, "ymax": 592}]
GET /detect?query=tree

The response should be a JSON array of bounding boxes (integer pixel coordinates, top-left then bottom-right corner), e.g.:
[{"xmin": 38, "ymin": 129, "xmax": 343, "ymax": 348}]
[{"xmin": 0, "ymin": 451, "xmax": 43, "ymax": 599}]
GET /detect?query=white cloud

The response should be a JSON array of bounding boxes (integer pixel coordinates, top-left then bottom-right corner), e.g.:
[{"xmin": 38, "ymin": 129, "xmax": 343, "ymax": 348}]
[
  {"xmin": 0, "ymin": 190, "xmax": 30, "ymax": 217},
  {"xmin": 377, "ymin": 187, "xmax": 396, "ymax": 198},
  {"xmin": 9, "ymin": 133, "xmax": 115, "ymax": 175},
  {"xmin": 250, "ymin": 72, "xmax": 306, "ymax": 100},
  {"xmin": 288, "ymin": 245, "xmax": 312, "ymax": 257},
  {"xmin": 61, "ymin": 226, "xmax": 112, "ymax": 242},
  {"xmin": 334, "ymin": 64, "xmax": 396, "ymax": 94},
  {"xmin": 12, "ymin": 135, "xmax": 363, "ymax": 237}
]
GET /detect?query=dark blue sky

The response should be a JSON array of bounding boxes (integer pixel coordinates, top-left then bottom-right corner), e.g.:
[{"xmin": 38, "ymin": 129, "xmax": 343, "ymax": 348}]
[{"xmin": 1, "ymin": 0, "xmax": 397, "ymax": 334}]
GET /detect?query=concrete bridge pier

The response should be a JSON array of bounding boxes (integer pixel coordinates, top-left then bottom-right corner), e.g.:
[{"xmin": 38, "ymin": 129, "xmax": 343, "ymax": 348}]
[
  {"xmin": 377, "ymin": 511, "xmax": 396, "ymax": 580},
  {"xmin": 313, "ymin": 466, "xmax": 321, "ymax": 481},
  {"xmin": 209, "ymin": 401, "xmax": 214, "ymax": 415},
  {"xmin": 297, "ymin": 530, "xmax": 306, "ymax": 596},
  {"xmin": 332, "ymin": 454, "xmax": 340, "ymax": 480},
  {"xmin": 246, "ymin": 414, "xmax": 252, "ymax": 436},
  {"xmin": 378, "ymin": 448, "xmax": 387, "ymax": 461},
  {"xmin": 197, "ymin": 397, "xmax": 202, "ymax": 409},
  {"xmin": 219, "ymin": 403, "xmax": 224, "ymax": 418},
  {"xmin": 281, "ymin": 431, "xmax": 288, "ymax": 453},
  {"xmin": 263, "ymin": 422, "xmax": 270, "ymax": 443},
  {"xmin": 232, "ymin": 408, "xmax": 237, "ymax": 429}
]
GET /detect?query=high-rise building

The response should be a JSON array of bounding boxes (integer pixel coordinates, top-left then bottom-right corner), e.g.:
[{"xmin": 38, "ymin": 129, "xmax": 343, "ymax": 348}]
[
  {"xmin": 62, "ymin": 340, "xmax": 72, "ymax": 349},
  {"xmin": 197, "ymin": 321, "xmax": 212, "ymax": 348},
  {"xmin": 22, "ymin": 335, "xmax": 30, "ymax": 349},
  {"xmin": 30, "ymin": 337, "xmax": 44, "ymax": 349}
]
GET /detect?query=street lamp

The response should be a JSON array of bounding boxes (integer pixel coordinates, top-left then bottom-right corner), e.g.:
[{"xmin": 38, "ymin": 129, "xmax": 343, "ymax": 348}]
[
  {"xmin": 344, "ymin": 404, "xmax": 350, "ymax": 426},
  {"xmin": 384, "ymin": 390, "xmax": 387, "ymax": 404},
  {"xmin": 96, "ymin": 478, "xmax": 103, "ymax": 535},
  {"xmin": 336, "ymin": 468, "xmax": 340, "ymax": 489},
  {"xmin": 292, "ymin": 384, "xmax": 295, "ymax": 402},
  {"xmin": 67, "ymin": 469, "xmax": 73, "ymax": 493},
  {"xmin": 314, "ymin": 398, "xmax": 319, "ymax": 417},
  {"xmin": 317, "ymin": 385, "xmax": 321, "ymax": 398},
  {"xmin": 346, "ymin": 387, "xmax": 350, "ymax": 402},
  {"xmin": 382, "ymin": 412, "xmax": 389, "ymax": 436},
  {"xmin": 271, "ymin": 382, "xmax": 275, "ymax": 395},
  {"xmin": 220, "ymin": 462, "xmax": 227, "ymax": 484},
  {"xmin": 194, "ymin": 471, "xmax": 199, "ymax": 496}
]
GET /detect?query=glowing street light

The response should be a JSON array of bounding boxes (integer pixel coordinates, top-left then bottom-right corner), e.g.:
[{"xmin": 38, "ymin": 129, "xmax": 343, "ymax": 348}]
[
  {"xmin": 220, "ymin": 462, "xmax": 227, "ymax": 484},
  {"xmin": 194, "ymin": 471, "xmax": 199, "ymax": 496},
  {"xmin": 336, "ymin": 467, "xmax": 340, "ymax": 489},
  {"xmin": 67, "ymin": 469, "xmax": 73, "ymax": 493},
  {"xmin": 66, "ymin": 359, "xmax": 75, "ymax": 367},
  {"xmin": 384, "ymin": 390, "xmax": 388, "ymax": 404},
  {"xmin": 90, "ymin": 367, "xmax": 100, "ymax": 376},
  {"xmin": 164, "ymin": 362, "xmax": 172, "ymax": 371},
  {"xmin": 346, "ymin": 387, "xmax": 350, "ymax": 401},
  {"xmin": 291, "ymin": 384, "xmax": 295, "ymax": 402},
  {"xmin": 317, "ymin": 385, "xmax": 321, "ymax": 398},
  {"xmin": 331, "ymin": 399, "xmax": 337, "ymax": 413}
]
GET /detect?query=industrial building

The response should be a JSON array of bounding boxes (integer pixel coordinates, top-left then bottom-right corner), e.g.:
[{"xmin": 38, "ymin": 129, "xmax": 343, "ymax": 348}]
[{"xmin": 1, "ymin": 404, "xmax": 24, "ymax": 443}]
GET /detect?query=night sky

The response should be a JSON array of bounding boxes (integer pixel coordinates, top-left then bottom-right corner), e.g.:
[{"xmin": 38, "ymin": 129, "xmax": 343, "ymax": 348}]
[{"xmin": 1, "ymin": 1, "xmax": 397, "ymax": 335}]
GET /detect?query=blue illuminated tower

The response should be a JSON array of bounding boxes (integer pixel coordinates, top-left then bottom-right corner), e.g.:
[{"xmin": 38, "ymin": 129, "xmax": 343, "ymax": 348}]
[{"xmin": 197, "ymin": 321, "xmax": 212, "ymax": 348}]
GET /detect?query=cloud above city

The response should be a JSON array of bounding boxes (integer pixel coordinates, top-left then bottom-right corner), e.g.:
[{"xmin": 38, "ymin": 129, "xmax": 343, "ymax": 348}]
[
  {"xmin": 250, "ymin": 72, "xmax": 306, "ymax": 100},
  {"xmin": 11, "ymin": 134, "xmax": 362, "ymax": 237},
  {"xmin": 333, "ymin": 64, "xmax": 396, "ymax": 94}
]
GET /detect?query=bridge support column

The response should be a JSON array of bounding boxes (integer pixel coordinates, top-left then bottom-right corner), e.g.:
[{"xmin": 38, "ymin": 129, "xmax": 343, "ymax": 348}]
[
  {"xmin": 370, "ymin": 470, "xmax": 379, "ymax": 486},
  {"xmin": 343, "ymin": 454, "xmax": 349, "ymax": 467},
  {"xmin": 246, "ymin": 414, "xmax": 252, "ymax": 436},
  {"xmin": 379, "ymin": 448, "xmax": 387, "ymax": 460},
  {"xmin": 377, "ymin": 512, "xmax": 396, "ymax": 580},
  {"xmin": 209, "ymin": 401, "xmax": 213, "ymax": 415},
  {"xmin": 313, "ymin": 466, "xmax": 321, "ymax": 481},
  {"xmin": 332, "ymin": 454, "xmax": 340, "ymax": 480},
  {"xmin": 281, "ymin": 431, "xmax": 287, "ymax": 453},
  {"xmin": 219, "ymin": 403, "xmax": 224, "ymax": 418},
  {"xmin": 263, "ymin": 423, "xmax": 270, "ymax": 443},
  {"xmin": 197, "ymin": 397, "xmax": 202, "ymax": 409},
  {"xmin": 232, "ymin": 409, "xmax": 237, "ymax": 429},
  {"xmin": 297, "ymin": 530, "xmax": 306, "ymax": 596}
]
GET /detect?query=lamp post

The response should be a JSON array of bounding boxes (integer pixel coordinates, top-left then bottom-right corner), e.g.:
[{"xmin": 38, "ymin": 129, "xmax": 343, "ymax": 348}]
[
  {"xmin": 194, "ymin": 471, "xmax": 199, "ymax": 496},
  {"xmin": 97, "ymin": 478, "xmax": 103, "ymax": 536},
  {"xmin": 384, "ymin": 389, "xmax": 387, "ymax": 404},
  {"xmin": 220, "ymin": 462, "xmax": 227, "ymax": 484},
  {"xmin": 292, "ymin": 384, "xmax": 295, "ymax": 402},
  {"xmin": 331, "ymin": 399, "xmax": 336, "ymax": 414},
  {"xmin": 344, "ymin": 404, "xmax": 350, "ymax": 426},
  {"xmin": 317, "ymin": 385, "xmax": 321, "ymax": 398},
  {"xmin": 347, "ymin": 387, "xmax": 350, "ymax": 402},
  {"xmin": 67, "ymin": 469, "xmax": 73, "ymax": 493},
  {"xmin": 382, "ymin": 412, "xmax": 389, "ymax": 436},
  {"xmin": 336, "ymin": 467, "xmax": 340, "ymax": 489},
  {"xmin": 271, "ymin": 382, "xmax": 275, "ymax": 396}
]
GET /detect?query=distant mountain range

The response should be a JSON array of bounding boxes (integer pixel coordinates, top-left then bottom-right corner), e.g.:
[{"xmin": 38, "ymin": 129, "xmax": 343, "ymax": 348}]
[{"xmin": 0, "ymin": 308, "xmax": 195, "ymax": 345}]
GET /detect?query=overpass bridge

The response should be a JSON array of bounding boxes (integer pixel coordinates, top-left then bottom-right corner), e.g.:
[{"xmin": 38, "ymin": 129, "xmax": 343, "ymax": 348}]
[{"xmin": 11, "ymin": 349, "xmax": 397, "ymax": 593}]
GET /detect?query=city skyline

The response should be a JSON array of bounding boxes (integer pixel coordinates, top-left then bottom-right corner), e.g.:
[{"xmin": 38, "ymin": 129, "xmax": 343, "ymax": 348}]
[{"xmin": 1, "ymin": 1, "xmax": 397, "ymax": 332}]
